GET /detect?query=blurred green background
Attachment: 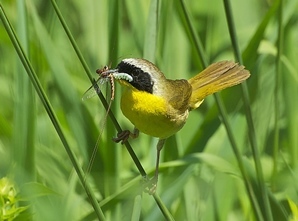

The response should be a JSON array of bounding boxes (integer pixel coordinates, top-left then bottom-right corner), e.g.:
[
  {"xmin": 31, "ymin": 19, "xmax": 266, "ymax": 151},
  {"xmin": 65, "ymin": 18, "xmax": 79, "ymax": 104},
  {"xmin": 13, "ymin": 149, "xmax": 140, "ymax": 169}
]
[{"xmin": 0, "ymin": 0, "xmax": 297, "ymax": 220}]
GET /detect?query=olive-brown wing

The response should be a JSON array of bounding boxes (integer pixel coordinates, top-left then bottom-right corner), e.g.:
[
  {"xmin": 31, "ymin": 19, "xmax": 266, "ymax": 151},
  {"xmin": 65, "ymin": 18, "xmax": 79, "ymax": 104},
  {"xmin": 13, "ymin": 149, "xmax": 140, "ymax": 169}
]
[{"xmin": 166, "ymin": 79, "xmax": 192, "ymax": 114}]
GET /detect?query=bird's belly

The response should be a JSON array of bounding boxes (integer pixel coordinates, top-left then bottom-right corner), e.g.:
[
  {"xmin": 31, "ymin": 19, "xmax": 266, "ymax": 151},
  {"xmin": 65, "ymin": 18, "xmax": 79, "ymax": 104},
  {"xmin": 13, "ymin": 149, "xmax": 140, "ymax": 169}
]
[{"xmin": 120, "ymin": 89, "xmax": 188, "ymax": 139}]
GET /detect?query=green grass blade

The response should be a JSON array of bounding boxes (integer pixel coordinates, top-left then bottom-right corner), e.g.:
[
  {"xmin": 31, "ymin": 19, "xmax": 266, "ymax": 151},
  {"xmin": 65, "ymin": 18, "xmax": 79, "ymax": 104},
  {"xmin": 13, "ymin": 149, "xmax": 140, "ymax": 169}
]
[
  {"xmin": 105, "ymin": 1, "xmax": 121, "ymax": 219},
  {"xmin": 12, "ymin": 0, "xmax": 36, "ymax": 182},
  {"xmin": 175, "ymin": 0, "xmax": 207, "ymax": 68},
  {"xmin": 212, "ymin": 95, "xmax": 264, "ymax": 220},
  {"xmin": 131, "ymin": 194, "xmax": 142, "ymax": 221},
  {"xmin": 242, "ymin": 0, "xmax": 281, "ymax": 68},
  {"xmin": 175, "ymin": 1, "xmax": 265, "ymax": 219},
  {"xmin": 0, "ymin": 5, "xmax": 106, "ymax": 220},
  {"xmin": 223, "ymin": 0, "xmax": 273, "ymax": 220},
  {"xmin": 143, "ymin": 0, "xmax": 159, "ymax": 61},
  {"xmin": 281, "ymin": 4, "xmax": 298, "ymax": 169},
  {"xmin": 152, "ymin": 194, "xmax": 175, "ymax": 221},
  {"xmin": 273, "ymin": 0, "xmax": 283, "ymax": 174}
]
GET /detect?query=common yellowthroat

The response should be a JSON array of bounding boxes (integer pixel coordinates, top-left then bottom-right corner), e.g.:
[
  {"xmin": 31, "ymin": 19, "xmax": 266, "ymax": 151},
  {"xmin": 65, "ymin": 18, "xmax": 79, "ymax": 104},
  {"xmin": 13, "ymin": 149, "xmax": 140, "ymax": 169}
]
[{"xmin": 99, "ymin": 58, "xmax": 250, "ymax": 193}]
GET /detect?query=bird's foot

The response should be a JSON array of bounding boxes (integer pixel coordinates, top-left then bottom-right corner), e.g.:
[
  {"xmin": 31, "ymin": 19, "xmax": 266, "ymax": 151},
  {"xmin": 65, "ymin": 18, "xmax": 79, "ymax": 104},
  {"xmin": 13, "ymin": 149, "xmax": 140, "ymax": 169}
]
[
  {"xmin": 113, "ymin": 130, "xmax": 131, "ymax": 144},
  {"xmin": 113, "ymin": 129, "xmax": 139, "ymax": 144}
]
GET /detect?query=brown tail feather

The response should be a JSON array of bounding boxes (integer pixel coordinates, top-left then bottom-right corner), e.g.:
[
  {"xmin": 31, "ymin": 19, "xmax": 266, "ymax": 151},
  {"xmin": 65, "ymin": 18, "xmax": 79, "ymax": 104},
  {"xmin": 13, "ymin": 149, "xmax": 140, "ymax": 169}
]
[{"xmin": 188, "ymin": 61, "xmax": 250, "ymax": 110}]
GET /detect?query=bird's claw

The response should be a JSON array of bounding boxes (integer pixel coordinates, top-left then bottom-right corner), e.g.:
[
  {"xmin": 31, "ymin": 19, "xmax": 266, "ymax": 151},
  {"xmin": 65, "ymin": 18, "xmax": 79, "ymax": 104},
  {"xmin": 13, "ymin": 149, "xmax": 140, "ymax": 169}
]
[
  {"xmin": 113, "ymin": 128, "xmax": 139, "ymax": 144},
  {"xmin": 112, "ymin": 130, "xmax": 131, "ymax": 144}
]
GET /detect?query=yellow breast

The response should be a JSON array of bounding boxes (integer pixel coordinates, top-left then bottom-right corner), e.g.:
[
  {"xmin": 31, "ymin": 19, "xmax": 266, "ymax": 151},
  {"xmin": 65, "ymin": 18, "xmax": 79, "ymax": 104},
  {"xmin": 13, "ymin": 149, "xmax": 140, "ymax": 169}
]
[{"xmin": 120, "ymin": 88, "xmax": 188, "ymax": 139}]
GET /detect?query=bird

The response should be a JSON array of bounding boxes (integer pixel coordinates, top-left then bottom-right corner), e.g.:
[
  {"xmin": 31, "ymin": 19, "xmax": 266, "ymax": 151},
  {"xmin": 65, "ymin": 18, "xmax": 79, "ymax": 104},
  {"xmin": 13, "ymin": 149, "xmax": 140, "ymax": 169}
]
[{"xmin": 100, "ymin": 58, "xmax": 250, "ymax": 193}]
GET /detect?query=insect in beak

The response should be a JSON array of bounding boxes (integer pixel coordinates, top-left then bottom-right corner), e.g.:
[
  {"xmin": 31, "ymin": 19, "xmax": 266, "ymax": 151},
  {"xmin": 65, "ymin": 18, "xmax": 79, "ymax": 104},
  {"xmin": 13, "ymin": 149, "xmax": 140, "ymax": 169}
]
[{"xmin": 82, "ymin": 66, "xmax": 133, "ymax": 101}]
